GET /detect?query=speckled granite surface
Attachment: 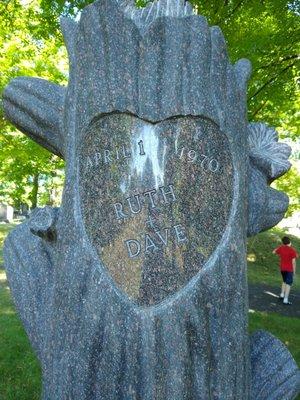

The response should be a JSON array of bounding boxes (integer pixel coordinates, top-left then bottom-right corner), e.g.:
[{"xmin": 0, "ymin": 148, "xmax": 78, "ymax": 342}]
[
  {"xmin": 250, "ymin": 331, "xmax": 300, "ymax": 400},
  {"xmin": 79, "ymin": 114, "xmax": 233, "ymax": 304},
  {"xmin": 2, "ymin": 0, "xmax": 299, "ymax": 399}
]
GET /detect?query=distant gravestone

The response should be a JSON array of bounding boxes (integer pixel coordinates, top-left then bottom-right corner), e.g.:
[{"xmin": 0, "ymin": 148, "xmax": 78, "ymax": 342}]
[
  {"xmin": 0, "ymin": 204, "xmax": 14, "ymax": 223},
  {"xmin": 2, "ymin": 0, "xmax": 300, "ymax": 399}
]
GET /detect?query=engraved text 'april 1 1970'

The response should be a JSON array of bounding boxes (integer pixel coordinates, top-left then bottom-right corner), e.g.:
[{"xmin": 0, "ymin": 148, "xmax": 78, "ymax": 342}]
[{"xmin": 84, "ymin": 139, "xmax": 222, "ymax": 259}]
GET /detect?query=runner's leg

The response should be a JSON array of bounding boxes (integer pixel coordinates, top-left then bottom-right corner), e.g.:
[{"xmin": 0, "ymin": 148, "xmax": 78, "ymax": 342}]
[
  {"xmin": 283, "ymin": 284, "xmax": 291, "ymax": 304},
  {"xmin": 280, "ymin": 282, "xmax": 285, "ymax": 298}
]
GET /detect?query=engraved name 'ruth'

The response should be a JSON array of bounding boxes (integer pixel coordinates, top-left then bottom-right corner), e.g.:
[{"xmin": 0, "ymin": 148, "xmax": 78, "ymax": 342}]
[{"xmin": 113, "ymin": 184, "xmax": 176, "ymax": 219}]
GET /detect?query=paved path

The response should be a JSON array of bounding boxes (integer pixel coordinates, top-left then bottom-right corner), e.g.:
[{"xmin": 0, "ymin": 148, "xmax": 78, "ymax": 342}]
[{"xmin": 249, "ymin": 283, "xmax": 300, "ymax": 318}]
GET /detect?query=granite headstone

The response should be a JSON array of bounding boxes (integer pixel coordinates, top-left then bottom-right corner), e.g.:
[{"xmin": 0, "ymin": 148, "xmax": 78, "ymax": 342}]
[
  {"xmin": 0, "ymin": 204, "xmax": 14, "ymax": 223},
  {"xmin": 2, "ymin": 0, "xmax": 300, "ymax": 399}
]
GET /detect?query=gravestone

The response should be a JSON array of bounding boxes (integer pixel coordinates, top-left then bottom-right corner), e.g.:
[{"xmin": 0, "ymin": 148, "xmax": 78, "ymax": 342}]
[
  {"xmin": 2, "ymin": 0, "xmax": 300, "ymax": 399},
  {"xmin": 0, "ymin": 204, "xmax": 14, "ymax": 223}
]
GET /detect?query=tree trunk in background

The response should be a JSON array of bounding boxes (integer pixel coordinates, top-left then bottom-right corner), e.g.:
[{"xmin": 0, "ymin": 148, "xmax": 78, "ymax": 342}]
[{"xmin": 30, "ymin": 173, "xmax": 39, "ymax": 209}]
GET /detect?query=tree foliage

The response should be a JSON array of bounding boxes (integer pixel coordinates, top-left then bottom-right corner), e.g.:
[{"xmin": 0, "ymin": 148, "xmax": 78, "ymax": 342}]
[
  {"xmin": 275, "ymin": 163, "xmax": 300, "ymax": 216},
  {"xmin": 0, "ymin": 0, "xmax": 299, "ymax": 212},
  {"xmin": 195, "ymin": 0, "xmax": 300, "ymax": 136},
  {"xmin": 0, "ymin": 0, "xmax": 67, "ymax": 209}
]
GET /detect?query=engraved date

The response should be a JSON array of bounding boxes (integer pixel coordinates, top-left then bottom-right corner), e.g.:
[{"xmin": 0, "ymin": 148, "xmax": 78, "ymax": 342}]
[{"xmin": 178, "ymin": 147, "xmax": 220, "ymax": 172}]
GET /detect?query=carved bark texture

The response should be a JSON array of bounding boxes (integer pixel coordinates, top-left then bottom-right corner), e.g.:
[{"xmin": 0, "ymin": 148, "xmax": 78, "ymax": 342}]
[{"xmin": 3, "ymin": 0, "xmax": 299, "ymax": 399}]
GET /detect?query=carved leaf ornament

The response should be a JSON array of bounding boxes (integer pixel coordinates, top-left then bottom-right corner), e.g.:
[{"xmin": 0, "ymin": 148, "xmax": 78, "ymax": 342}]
[{"xmin": 249, "ymin": 122, "xmax": 291, "ymax": 181}]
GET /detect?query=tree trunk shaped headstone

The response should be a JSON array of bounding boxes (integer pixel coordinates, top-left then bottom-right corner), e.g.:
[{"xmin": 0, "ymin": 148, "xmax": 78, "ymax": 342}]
[{"xmin": 2, "ymin": 0, "xmax": 300, "ymax": 399}]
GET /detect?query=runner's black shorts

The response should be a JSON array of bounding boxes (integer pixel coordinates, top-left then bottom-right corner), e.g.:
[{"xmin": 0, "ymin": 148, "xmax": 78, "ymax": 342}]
[{"xmin": 281, "ymin": 271, "xmax": 293, "ymax": 285}]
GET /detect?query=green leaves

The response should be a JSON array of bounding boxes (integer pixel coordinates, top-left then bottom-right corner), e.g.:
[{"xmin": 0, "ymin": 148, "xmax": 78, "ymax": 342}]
[
  {"xmin": 191, "ymin": 0, "xmax": 300, "ymax": 128},
  {"xmin": 0, "ymin": 131, "xmax": 64, "ymax": 208},
  {"xmin": 0, "ymin": 0, "xmax": 299, "ymax": 211},
  {"xmin": 273, "ymin": 163, "xmax": 300, "ymax": 216},
  {"xmin": 0, "ymin": 1, "xmax": 67, "ymax": 208}
]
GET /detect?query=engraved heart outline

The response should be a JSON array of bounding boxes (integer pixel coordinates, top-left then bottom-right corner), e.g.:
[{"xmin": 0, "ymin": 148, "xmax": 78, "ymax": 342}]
[{"xmin": 77, "ymin": 112, "xmax": 235, "ymax": 307}]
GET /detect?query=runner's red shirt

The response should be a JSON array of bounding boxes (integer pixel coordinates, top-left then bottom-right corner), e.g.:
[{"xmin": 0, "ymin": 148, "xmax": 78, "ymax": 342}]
[{"xmin": 275, "ymin": 245, "xmax": 298, "ymax": 272}]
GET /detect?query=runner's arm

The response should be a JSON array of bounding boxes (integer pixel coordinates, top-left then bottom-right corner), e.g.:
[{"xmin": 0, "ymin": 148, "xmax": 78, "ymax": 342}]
[{"xmin": 292, "ymin": 258, "xmax": 296, "ymax": 275}]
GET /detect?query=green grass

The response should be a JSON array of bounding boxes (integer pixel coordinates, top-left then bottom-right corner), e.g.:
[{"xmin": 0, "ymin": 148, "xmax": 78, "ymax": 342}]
[
  {"xmin": 0, "ymin": 289, "xmax": 299, "ymax": 400},
  {"xmin": 0, "ymin": 223, "xmax": 299, "ymax": 399},
  {"xmin": 247, "ymin": 228, "xmax": 300, "ymax": 290},
  {"xmin": 0, "ymin": 283, "xmax": 41, "ymax": 400},
  {"xmin": 249, "ymin": 310, "xmax": 300, "ymax": 364},
  {"xmin": 249, "ymin": 311, "xmax": 300, "ymax": 400}
]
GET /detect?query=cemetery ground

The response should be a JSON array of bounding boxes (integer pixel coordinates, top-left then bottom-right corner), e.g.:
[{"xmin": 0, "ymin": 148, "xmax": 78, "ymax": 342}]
[{"xmin": 0, "ymin": 223, "xmax": 299, "ymax": 400}]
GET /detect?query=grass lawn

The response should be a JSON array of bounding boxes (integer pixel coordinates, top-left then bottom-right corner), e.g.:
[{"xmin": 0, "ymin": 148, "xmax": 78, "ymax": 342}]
[{"xmin": 0, "ymin": 223, "xmax": 299, "ymax": 399}]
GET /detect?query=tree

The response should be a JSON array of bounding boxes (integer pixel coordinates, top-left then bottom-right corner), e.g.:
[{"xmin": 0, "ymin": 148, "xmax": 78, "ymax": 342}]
[
  {"xmin": 193, "ymin": 0, "xmax": 300, "ymax": 215},
  {"xmin": 0, "ymin": 0, "xmax": 67, "ymax": 209},
  {"xmin": 0, "ymin": 131, "xmax": 64, "ymax": 208},
  {"xmin": 27, "ymin": 0, "xmax": 300, "ymax": 131},
  {"xmin": 0, "ymin": 0, "xmax": 299, "ymax": 211}
]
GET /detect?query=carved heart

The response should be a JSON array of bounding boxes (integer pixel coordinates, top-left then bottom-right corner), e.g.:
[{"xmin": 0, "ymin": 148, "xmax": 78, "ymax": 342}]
[{"xmin": 79, "ymin": 113, "xmax": 233, "ymax": 305}]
